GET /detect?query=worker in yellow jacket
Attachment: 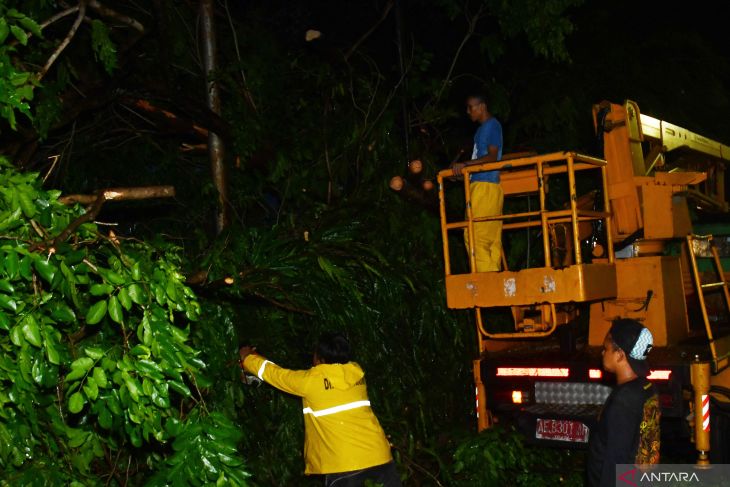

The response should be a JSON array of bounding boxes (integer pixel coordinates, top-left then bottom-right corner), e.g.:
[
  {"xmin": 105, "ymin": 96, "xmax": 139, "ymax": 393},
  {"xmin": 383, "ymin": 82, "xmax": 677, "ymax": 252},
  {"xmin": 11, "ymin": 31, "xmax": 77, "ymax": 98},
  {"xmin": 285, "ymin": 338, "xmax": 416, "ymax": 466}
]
[{"xmin": 239, "ymin": 332, "xmax": 401, "ymax": 487}]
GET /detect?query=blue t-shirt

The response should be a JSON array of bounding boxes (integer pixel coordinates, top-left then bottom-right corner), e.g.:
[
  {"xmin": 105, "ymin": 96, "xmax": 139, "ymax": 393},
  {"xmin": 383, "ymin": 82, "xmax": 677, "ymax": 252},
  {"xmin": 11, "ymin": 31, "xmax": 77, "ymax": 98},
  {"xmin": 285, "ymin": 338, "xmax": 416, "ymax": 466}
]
[{"xmin": 470, "ymin": 117, "xmax": 503, "ymax": 183}]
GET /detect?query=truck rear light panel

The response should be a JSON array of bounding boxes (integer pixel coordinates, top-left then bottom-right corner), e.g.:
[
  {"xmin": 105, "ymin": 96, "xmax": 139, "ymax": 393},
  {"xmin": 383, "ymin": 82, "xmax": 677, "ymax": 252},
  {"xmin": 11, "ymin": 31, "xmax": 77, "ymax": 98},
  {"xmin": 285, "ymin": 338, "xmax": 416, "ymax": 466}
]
[
  {"xmin": 647, "ymin": 369, "xmax": 672, "ymax": 380},
  {"xmin": 496, "ymin": 367, "xmax": 569, "ymax": 378}
]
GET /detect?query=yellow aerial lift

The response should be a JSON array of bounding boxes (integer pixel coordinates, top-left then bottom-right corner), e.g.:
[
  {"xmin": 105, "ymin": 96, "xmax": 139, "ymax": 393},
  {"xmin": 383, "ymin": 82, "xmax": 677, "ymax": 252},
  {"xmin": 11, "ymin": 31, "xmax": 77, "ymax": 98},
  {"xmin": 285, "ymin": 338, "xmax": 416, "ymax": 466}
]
[{"xmin": 437, "ymin": 99, "xmax": 730, "ymax": 463}]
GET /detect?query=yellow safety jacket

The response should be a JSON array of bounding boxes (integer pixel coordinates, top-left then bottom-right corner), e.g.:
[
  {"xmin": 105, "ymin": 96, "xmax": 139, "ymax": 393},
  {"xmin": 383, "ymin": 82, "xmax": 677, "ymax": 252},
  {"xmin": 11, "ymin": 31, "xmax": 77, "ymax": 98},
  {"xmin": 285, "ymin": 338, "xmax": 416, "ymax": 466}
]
[{"xmin": 243, "ymin": 354, "xmax": 393, "ymax": 474}]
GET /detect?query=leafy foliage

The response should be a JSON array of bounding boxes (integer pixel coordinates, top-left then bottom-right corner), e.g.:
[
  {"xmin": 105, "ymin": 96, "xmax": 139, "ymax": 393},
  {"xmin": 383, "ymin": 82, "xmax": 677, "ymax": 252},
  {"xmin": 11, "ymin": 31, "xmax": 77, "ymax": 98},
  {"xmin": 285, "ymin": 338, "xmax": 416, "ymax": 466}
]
[
  {"xmin": 0, "ymin": 5, "xmax": 40, "ymax": 129},
  {"xmin": 450, "ymin": 426, "xmax": 585, "ymax": 486},
  {"xmin": 90, "ymin": 19, "xmax": 117, "ymax": 75},
  {"xmin": 0, "ymin": 159, "xmax": 249, "ymax": 485}
]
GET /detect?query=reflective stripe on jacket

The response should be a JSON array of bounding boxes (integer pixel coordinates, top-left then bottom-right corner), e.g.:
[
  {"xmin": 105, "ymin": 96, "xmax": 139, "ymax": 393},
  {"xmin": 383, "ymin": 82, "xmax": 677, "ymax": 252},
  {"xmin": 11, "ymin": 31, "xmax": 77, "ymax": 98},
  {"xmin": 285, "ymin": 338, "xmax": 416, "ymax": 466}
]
[{"xmin": 243, "ymin": 354, "xmax": 393, "ymax": 474}]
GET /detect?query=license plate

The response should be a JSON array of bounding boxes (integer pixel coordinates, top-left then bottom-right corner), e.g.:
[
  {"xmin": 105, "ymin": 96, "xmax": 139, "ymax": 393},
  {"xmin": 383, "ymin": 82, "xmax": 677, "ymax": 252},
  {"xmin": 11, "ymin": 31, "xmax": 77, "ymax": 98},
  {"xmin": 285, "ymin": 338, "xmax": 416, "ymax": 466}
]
[{"xmin": 535, "ymin": 418, "xmax": 589, "ymax": 443}]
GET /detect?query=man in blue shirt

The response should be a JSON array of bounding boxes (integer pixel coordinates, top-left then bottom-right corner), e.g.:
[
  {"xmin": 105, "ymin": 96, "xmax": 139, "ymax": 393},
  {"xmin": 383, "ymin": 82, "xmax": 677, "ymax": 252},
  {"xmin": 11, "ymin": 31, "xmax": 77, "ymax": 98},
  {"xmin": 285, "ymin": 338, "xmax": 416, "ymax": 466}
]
[{"xmin": 452, "ymin": 94, "xmax": 503, "ymax": 272}]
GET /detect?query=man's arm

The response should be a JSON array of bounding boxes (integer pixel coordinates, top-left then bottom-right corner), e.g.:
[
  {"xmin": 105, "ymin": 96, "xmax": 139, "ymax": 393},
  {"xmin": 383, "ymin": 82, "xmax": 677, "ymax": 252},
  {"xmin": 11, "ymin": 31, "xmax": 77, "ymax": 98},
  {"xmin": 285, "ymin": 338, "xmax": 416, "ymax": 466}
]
[
  {"xmin": 451, "ymin": 145, "xmax": 500, "ymax": 176},
  {"xmin": 240, "ymin": 346, "xmax": 312, "ymax": 397}
]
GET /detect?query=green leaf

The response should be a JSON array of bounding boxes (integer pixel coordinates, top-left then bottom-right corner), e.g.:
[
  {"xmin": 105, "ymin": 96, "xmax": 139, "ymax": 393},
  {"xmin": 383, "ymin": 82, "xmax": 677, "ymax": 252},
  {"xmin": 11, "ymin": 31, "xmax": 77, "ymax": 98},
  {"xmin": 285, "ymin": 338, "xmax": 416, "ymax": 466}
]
[
  {"xmin": 4, "ymin": 251, "xmax": 19, "ymax": 279},
  {"xmin": 85, "ymin": 300, "xmax": 107, "ymax": 325},
  {"xmin": 0, "ymin": 208, "xmax": 22, "ymax": 232},
  {"xmin": 84, "ymin": 347, "xmax": 104, "ymax": 360},
  {"xmin": 71, "ymin": 357, "xmax": 95, "ymax": 372},
  {"xmin": 168, "ymin": 380, "xmax": 191, "ymax": 397},
  {"xmin": 106, "ymin": 391, "xmax": 123, "ymax": 415},
  {"xmin": 129, "ymin": 427, "xmax": 142, "ymax": 447},
  {"xmin": 118, "ymin": 287, "xmax": 132, "ymax": 310},
  {"xmin": 131, "ymin": 262, "xmax": 141, "ymax": 281},
  {"xmin": 9, "ymin": 72, "xmax": 30, "ymax": 87},
  {"xmin": 67, "ymin": 430, "xmax": 89, "ymax": 448},
  {"xmin": 68, "ymin": 392, "xmax": 85, "ymax": 413},
  {"xmin": 0, "ymin": 310, "xmax": 10, "ymax": 330},
  {"xmin": 104, "ymin": 270, "xmax": 125, "ymax": 286},
  {"xmin": 18, "ymin": 191, "xmax": 37, "ymax": 218},
  {"xmin": 165, "ymin": 279, "xmax": 179, "ymax": 301},
  {"xmin": 151, "ymin": 389, "xmax": 170, "ymax": 408},
  {"xmin": 10, "ymin": 25, "xmax": 28, "ymax": 45},
  {"xmin": 135, "ymin": 359, "xmax": 164, "ymax": 380},
  {"xmin": 142, "ymin": 378, "xmax": 154, "ymax": 397},
  {"xmin": 6, "ymin": 8, "xmax": 25, "ymax": 19},
  {"xmin": 99, "ymin": 405, "xmax": 113, "ymax": 429},
  {"xmin": 0, "ymin": 293, "xmax": 18, "ymax": 312},
  {"xmin": 50, "ymin": 303, "xmax": 76, "ymax": 323},
  {"xmin": 0, "ymin": 19, "xmax": 9, "ymax": 44},
  {"xmin": 33, "ymin": 257, "xmax": 56, "ymax": 283},
  {"xmin": 108, "ymin": 295, "xmax": 123, "ymax": 324},
  {"xmin": 127, "ymin": 283, "xmax": 146, "ymax": 304},
  {"xmin": 83, "ymin": 377, "xmax": 99, "ymax": 400},
  {"xmin": 90, "ymin": 19, "xmax": 118, "ymax": 74},
  {"xmin": 93, "ymin": 367, "xmax": 108, "ymax": 388},
  {"xmin": 66, "ymin": 367, "xmax": 87, "ymax": 382},
  {"xmin": 18, "ymin": 16, "xmax": 42, "ymax": 37},
  {"xmin": 130, "ymin": 345, "xmax": 151, "ymax": 357},
  {"xmin": 153, "ymin": 284, "xmax": 166, "ymax": 306},
  {"xmin": 19, "ymin": 255, "xmax": 32, "ymax": 281},
  {"xmin": 21, "ymin": 315, "xmax": 42, "ymax": 347},
  {"xmin": 44, "ymin": 337, "xmax": 61, "ymax": 364},
  {"xmin": 90, "ymin": 283, "xmax": 113, "ymax": 296},
  {"xmin": 123, "ymin": 373, "xmax": 142, "ymax": 402},
  {"xmin": 0, "ymin": 279, "xmax": 14, "ymax": 293}
]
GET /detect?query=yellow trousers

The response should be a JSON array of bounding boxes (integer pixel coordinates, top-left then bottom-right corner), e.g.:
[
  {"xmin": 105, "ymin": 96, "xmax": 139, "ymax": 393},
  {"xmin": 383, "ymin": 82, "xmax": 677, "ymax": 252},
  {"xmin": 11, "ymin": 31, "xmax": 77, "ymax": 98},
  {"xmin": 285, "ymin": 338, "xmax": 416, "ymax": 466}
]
[{"xmin": 465, "ymin": 182, "xmax": 503, "ymax": 272}]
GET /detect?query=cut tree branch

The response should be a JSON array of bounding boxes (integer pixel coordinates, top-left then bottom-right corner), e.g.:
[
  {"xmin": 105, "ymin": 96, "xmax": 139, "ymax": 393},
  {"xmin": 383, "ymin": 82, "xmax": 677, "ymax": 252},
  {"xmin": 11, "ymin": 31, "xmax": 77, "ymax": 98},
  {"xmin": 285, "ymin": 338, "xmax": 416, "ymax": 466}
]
[
  {"xmin": 29, "ymin": 186, "xmax": 175, "ymax": 252},
  {"xmin": 59, "ymin": 185, "xmax": 175, "ymax": 205}
]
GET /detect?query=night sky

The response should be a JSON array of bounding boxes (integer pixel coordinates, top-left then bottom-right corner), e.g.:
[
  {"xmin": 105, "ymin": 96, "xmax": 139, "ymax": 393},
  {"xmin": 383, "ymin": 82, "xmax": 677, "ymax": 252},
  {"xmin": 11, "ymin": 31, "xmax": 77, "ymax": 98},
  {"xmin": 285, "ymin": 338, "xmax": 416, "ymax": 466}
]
[{"xmin": 272, "ymin": 0, "xmax": 730, "ymax": 153}]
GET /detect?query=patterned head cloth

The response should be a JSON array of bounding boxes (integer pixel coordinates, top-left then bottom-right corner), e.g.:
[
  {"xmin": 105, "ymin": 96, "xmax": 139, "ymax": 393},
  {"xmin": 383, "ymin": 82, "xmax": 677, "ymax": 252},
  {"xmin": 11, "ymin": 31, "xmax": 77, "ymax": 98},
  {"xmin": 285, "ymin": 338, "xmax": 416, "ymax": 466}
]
[{"xmin": 609, "ymin": 318, "xmax": 654, "ymax": 377}]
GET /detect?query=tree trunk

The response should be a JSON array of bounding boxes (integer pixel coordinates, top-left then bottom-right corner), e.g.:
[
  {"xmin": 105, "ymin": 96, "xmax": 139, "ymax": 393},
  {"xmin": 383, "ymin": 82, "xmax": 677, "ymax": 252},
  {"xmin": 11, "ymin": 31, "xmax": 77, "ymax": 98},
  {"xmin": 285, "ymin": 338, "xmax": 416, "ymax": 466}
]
[{"xmin": 200, "ymin": 0, "xmax": 229, "ymax": 233}]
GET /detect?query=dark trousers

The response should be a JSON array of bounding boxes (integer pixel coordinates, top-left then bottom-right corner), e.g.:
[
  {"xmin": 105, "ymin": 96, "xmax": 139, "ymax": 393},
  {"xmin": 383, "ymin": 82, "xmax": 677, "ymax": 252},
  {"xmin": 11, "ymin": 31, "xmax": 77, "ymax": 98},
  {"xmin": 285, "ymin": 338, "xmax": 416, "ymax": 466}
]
[{"xmin": 324, "ymin": 461, "xmax": 401, "ymax": 487}]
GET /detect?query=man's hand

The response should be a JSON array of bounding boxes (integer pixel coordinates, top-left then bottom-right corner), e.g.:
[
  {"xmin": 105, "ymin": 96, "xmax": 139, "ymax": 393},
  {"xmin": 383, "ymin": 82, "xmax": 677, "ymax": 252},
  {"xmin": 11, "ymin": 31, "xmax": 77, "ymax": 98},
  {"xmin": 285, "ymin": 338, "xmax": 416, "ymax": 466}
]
[
  {"xmin": 450, "ymin": 162, "xmax": 466, "ymax": 177},
  {"xmin": 239, "ymin": 345, "xmax": 257, "ymax": 366}
]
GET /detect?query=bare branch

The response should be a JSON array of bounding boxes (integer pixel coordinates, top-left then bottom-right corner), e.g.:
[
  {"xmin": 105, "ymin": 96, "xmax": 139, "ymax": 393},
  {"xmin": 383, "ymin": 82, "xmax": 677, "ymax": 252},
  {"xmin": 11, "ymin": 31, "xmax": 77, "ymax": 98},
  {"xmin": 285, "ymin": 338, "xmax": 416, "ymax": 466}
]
[
  {"xmin": 38, "ymin": 1, "xmax": 87, "ymax": 81},
  {"xmin": 8, "ymin": 6, "xmax": 79, "ymax": 46},
  {"xmin": 88, "ymin": 0, "xmax": 145, "ymax": 33},
  {"xmin": 344, "ymin": 0, "xmax": 395, "ymax": 61},
  {"xmin": 223, "ymin": 0, "xmax": 258, "ymax": 112},
  {"xmin": 40, "ymin": 6, "xmax": 81, "ymax": 30},
  {"xmin": 431, "ymin": 4, "xmax": 485, "ymax": 106}
]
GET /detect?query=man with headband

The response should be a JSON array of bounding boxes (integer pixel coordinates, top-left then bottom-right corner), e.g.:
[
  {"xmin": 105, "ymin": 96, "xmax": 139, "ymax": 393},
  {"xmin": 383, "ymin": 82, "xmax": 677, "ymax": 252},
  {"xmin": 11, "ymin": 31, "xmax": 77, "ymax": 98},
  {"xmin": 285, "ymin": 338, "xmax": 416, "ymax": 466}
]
[{"xmin": 588, "ymin": 318, "xmax": 661, "ymax": 486}]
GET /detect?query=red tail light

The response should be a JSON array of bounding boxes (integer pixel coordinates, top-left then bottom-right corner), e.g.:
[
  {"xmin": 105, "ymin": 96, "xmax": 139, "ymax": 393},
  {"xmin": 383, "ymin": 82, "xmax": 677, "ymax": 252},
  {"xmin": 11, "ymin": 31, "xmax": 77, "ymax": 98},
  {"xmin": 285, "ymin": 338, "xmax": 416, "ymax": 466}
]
[
  {"xmin": 647, "ymin": 370, "xmax": 671, "ymax": 381},
  {"xmin": 588, "ymin": 369, "xmax": 603, "ymax": 379}
]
